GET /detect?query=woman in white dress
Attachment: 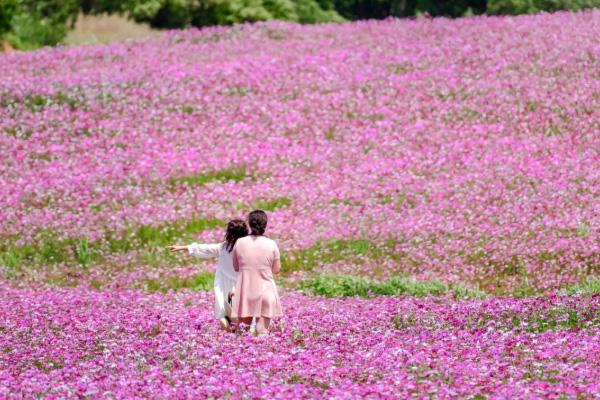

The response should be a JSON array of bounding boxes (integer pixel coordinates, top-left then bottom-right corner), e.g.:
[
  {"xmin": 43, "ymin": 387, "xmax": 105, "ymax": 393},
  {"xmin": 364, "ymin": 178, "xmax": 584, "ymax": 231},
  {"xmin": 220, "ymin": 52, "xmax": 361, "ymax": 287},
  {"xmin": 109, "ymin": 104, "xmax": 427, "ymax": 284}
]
[{"xmin": 167, "ymin": 219, "xmax": 248, "ymax": 331}]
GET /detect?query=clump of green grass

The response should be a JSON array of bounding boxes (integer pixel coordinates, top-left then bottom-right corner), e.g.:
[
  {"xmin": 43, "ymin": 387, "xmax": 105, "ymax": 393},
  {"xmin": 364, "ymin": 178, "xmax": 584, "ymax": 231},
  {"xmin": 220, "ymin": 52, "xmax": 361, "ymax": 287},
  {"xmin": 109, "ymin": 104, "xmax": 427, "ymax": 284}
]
[
  {"xmin": 324, "ymin": 127, "xmax": 335, "ymax": 140},
  {"xmin": 513, "ymin": 281, "xmax": 537, "ymax": 298},
  {"xmin": 391, "ymin": 312, "xmax": 419, "ymax": 330},
  {"xmin": 168, "ymin": 167, "xmax": 246, "ymax": 187},
  {"xmin": 0, "ymin": 216, "xmax": 222, "ymax": 271},
  {"xmin": 39, "ymin": 233, "xmax": 70, "ymax": 264},
  {"xmin": 281, "ymin": 238, "xmax": 407, "ymax": 274},
  {"xmin": 73, "ymin": 238, "xmax": 93, "ymax": 268},
  {"xmin": 251, "ymin": 197, "xmax": 291, "ymax": 211},
  {"xmin": 299, "ymin": 274, "xmax": 452, "ymax": 298},
  {"xmin": 4, "ymin": 127, "xmax": 34, "ymax": 139},
  {"xmin": 1, "ymin": 91, "xmax": 84, "ymax": 112},
  {"xmin": 144, "ymin": 271, "xmax": 214, "ymax": 294},
  {"xmin": 298, "ymin": 273, "xmax": 488, "ymax": 299},
  {"xmin": 131, "ymin": 217, "xmax": 223, "ymax": 248},
  {"xmin": 452, "ymin": 284, "xmax": 488, "ymax": 300},
  {"xmin": 510, "ymin": 306, "xmax": 599, "ymax": 333},
  {"xmin": 90, "ymin": 279, "xmax": 103, "ymax": 290},
  {"xmin": 566, "ymin": 278, "xmax": 600, "ymax": 296},
  {"xmin": 181, "ymin": 105, "xmax": 195, "ymax": 114},
  {"xmin": 0, "ymin": 248, "xmax": 23, "ymax": 278}
]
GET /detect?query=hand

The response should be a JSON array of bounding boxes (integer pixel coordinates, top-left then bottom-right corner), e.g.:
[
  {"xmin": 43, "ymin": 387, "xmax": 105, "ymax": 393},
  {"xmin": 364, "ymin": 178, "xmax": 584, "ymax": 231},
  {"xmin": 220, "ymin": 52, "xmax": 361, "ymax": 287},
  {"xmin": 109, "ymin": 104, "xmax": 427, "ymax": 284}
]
[{"xmin": 167, "ymin": 245, "xmax": 187, "ymax": 253}]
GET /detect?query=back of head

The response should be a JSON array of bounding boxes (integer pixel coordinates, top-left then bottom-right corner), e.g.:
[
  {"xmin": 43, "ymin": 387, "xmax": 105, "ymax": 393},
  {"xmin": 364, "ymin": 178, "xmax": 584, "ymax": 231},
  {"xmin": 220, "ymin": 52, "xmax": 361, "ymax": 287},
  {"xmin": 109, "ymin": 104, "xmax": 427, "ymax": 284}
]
[
  {"xmin": 224, "ymin": 219, "xmax": 249, "ymax": 252},
  {"xmin": 248, "ymin": 210, "xmax": 267, "ymax": 236}
]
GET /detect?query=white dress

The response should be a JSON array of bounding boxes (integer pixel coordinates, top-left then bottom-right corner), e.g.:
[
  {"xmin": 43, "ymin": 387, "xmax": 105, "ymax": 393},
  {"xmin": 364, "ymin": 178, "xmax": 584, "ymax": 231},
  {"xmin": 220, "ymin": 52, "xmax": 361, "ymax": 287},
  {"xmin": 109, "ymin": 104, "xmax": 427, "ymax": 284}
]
[{"xmin": 187, "ymin": 242, "xmax": 237, "ymax": 319}]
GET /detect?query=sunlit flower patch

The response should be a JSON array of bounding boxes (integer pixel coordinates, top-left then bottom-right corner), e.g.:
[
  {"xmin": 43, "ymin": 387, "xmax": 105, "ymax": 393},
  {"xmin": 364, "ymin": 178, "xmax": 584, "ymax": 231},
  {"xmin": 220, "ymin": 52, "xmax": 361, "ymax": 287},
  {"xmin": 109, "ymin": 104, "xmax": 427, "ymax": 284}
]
[{"xmin": 0, "ymin": 287, "xmax": 598, "ymax": 399}]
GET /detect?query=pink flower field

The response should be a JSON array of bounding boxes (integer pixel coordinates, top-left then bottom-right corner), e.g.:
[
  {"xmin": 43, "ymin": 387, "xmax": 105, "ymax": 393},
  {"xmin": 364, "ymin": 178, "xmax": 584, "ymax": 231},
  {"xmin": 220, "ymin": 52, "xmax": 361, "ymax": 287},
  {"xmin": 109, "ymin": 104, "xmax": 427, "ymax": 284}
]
[
  {"xmin": 1, "ymin": 289, "xmax": 599, "ymax": 399},
  {"xmin": 0, "ymin": 8, "xmax": 599, "ymax": 399}
]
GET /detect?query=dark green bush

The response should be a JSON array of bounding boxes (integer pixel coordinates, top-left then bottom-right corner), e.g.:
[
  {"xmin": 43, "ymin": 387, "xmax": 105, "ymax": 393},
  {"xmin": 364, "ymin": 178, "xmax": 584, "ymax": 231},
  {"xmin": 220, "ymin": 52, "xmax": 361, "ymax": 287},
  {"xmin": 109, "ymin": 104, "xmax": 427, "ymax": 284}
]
[
  {"xmin": 0, "ymin": 0, "xmax": 18, "ymax": 36},
  {"xmin": 83, "ymin": 0, "xmax": 343, "ymax": 28},
  {"xmin": 332, "ymin": 0, "xmax": 487, "ymax": 19},
  {"xmin": 487, "ymin": 0, "xmax": 600, "ymax": 14}
]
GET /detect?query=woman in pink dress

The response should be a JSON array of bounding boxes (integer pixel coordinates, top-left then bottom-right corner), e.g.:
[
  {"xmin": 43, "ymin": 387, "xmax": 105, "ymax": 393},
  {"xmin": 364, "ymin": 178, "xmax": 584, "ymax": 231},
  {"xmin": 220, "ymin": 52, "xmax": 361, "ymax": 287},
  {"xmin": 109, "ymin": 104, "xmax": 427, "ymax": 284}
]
[{"xmin": 231, "ymin": 210, "xmax": 282, "ymax": 335}]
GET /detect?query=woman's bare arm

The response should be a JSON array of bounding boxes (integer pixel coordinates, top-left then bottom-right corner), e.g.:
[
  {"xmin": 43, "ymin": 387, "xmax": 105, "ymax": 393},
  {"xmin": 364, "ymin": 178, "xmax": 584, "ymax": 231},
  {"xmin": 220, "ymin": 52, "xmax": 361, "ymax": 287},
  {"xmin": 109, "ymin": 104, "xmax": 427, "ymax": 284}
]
[{"xmin": 232, "ymin": 246, "xmax": 240, "ymax": 272}]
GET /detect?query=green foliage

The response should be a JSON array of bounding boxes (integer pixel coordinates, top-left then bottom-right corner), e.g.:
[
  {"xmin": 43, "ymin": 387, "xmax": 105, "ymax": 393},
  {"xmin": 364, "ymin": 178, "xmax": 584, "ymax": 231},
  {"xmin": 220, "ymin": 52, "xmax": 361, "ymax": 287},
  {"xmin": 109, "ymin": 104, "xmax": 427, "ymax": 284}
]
[
  {"xmin": 84, "ymin": 0, "xmax": 343, "ymax": 29},
  {"xmin": 90, "ymin": 279, "xmax": 103, "ymax": 289},
  {"xmin": 487, "ymin": 0, "xmax": 600, "ymax": 14},
  {"xmin": 520, "ymin": 306, "xmax": 599, "ymax": 332},
  {"xmin": 0, "ymin": 248, "xmax": 22, "ymax": 278},
  {"xmin": 144, "ymin": 271, "xmax": 214, "ymax": 293},
  {"xmin": 452, "ymin": 283, "xmax": 488, "ymax": 299},
  {"xmin": 5, "ymin": 12, "xmax": 67, "ymax": 50},
  {"xmin": 0, "ymin": 90, "xmax": 84, "ymax": 113},
  {"xmin": 333, "ymin": 0, "xmax": 487, "ymax": 19},
  {"xmin": 416, "ymin": 0, "xmax": 487, "ymax": 16},
  {"xmin": 73, "ymin": 238, "xmax": 92, "ymax": 267},
  {"xmin": 251, "ymin": 196, "xmax": 291, "ymax": 211},
  {"xmin": 168, "ymin": 167, "xmax": 247, "ymax": 187},
  {"xmin": 0, "ymin": 216, "xmax": 222, "ymax": 270},
  {"xmin": 299, "ymin": 273, "xmax": 453, "ymax": 297},
  {"xmin": 0, "ymin": 0, "xmax": 18, "ymax": 35},
  {"xmin": 1, "ymin": 0, "xmax": 80, "ymax": 50},
  {"xmin": 118, "ymin": 216, "xmax": 223, "ymax": 250},
  {"xmin": 280, "ymin": 238, "xmax": 407, "ymax": 274},
  {"xmin": 566, "ymin": 278, "xmax": 600, "ymax": 296}
]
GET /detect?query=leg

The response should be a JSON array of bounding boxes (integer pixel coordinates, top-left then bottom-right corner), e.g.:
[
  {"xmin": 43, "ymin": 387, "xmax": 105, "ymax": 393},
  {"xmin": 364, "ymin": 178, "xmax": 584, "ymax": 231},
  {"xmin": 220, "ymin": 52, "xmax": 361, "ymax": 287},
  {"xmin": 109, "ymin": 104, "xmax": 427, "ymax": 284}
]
[
  {"xmin": 255, "ymin": 317, "xmax": 271, "ymax": 335},
  {"xmin": 238, "ymin": 317, "xmax": 253, "ymax": 326}
]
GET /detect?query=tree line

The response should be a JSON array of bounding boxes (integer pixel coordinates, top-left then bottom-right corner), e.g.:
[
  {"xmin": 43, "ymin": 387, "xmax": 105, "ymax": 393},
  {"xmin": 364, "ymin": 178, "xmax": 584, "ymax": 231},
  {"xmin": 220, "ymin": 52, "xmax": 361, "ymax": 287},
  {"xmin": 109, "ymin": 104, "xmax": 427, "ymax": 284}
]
[{"xmin": 1, "ymin": 0, "xmax": 598, "ymax": 50}]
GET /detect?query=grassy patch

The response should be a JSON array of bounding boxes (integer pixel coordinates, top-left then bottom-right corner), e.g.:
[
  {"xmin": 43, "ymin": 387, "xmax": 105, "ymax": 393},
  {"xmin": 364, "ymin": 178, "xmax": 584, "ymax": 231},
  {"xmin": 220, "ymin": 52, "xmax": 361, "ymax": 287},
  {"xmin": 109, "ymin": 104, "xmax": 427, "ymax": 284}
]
[
  {"xmin": 298, "ymin": 273, "xmax": 485, "ymax": 299},
  {"xmin": 144, "ymin": 271, "xmax": 214, "ymax": 294},
  {"xmin": 90, "ymin": 279, "xmax": 103, "ymax": 290},
  {"xmin": 129, "ymin": 217, "xmax": 223, "ymax": 249},
  {"xmin": 1, "ymin": 91, "xmax": 84, "ymax": 112},
  {"xmin": 0, "ymin": 217, "xmax": 222, "ymax": 271},
  {"xmin": 483, "ymin": 306, "xmax": 599, "ymax": 333},
  {"xmin": 168, "ymin": 167, "xmax": 246, "ymax": 187},
  {"xmin": 73, "ymin": 238, "xmax": 94, "ymax": 268},
  {"xmin": 250, "ymin": 197, "xmax": 291, "ymax": 211},
  {"xmin": 452, "ymin": 284, "xmax": 488, "ymax": 300},
  {"xmin": 386, "ymin": 62, "xmax": 414, "ymax": 74},
  {"xmin": 324, "ymin": 127, "xmax": 336, "ymax": 140},
  {"xmin": 566, "ymin": 278, "xmax": 600, "ymax": 296},
  {"xmin": 0, "ymin": 248, "xmax": 23, "ymax": 278},
  {"xmin": 391, "ymin": 304, "xmax": 599, "ymax": 333},
  {"xmin": 281, "ymin": 238, "xmax": 413, "ymax": 274},
  {"xmin": 4, "ymin": 127, "xmax": 34, "ymax": 139}
]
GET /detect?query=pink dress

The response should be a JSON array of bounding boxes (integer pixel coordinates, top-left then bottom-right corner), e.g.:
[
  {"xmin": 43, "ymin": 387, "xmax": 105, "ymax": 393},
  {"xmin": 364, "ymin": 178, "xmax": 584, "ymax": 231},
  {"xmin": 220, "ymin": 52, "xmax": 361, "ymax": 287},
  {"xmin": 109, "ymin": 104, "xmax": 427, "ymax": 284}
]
[{"xmin": 231, "ymin": 235, "xmax": 282, "ymax": 319}]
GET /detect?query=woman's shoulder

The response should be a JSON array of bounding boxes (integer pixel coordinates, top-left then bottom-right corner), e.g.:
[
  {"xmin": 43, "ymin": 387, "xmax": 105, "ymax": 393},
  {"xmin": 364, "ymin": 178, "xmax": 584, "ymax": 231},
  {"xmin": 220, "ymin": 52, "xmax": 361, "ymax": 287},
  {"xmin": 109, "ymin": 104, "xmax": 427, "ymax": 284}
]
[
  {"xmin": 233, "ymin": 236, "xmax": 250, "ymax": 249},
  {"xmin": 237, "ymin": 236, "xmax": 251, "ymax": 244},
  {"xmin": 262, "ymin": 236, "xmax": 279, "ymax": 247}
]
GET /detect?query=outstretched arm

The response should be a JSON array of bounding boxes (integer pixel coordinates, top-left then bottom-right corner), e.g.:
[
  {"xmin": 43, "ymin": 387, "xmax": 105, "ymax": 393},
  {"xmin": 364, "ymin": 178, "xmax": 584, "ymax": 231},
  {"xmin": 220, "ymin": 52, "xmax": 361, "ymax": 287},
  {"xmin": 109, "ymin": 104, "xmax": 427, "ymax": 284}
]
[{"xmin": 168, "ymin": 243, "xmax": 221, "ymax": 258}]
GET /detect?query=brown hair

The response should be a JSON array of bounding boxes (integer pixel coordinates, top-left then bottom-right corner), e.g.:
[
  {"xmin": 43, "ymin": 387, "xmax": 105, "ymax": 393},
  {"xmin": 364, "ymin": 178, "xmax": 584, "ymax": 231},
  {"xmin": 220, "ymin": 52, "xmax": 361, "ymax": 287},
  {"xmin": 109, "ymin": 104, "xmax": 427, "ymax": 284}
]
[
  {"xmin": 248, "ymin": 210, "xmax": 267, "ymax": 235},
  {"xmin": 224, "ymin": 219, "xmax": 249, "ymax": 252}
]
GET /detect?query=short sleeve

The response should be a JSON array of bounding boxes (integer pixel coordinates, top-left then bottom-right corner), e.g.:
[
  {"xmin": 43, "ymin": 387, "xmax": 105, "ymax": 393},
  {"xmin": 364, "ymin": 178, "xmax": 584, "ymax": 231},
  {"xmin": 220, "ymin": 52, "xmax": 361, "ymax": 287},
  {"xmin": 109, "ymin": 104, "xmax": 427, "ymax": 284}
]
[
  {"xmin": 273, "ymin": 242, "xmax": 280, "ymax": 261},
  {"xmin": 187, "ymin": 242, "xmax": 222, "ymax": 258}
]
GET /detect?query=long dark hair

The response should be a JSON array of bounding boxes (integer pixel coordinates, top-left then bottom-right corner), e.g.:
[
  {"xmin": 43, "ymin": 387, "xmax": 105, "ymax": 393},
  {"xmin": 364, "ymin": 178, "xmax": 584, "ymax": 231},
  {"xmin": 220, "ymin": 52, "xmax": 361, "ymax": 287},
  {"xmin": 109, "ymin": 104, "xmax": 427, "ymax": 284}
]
[{"xmin": 224, "ymin": 219, "xmax": 249, "ymax": 252}]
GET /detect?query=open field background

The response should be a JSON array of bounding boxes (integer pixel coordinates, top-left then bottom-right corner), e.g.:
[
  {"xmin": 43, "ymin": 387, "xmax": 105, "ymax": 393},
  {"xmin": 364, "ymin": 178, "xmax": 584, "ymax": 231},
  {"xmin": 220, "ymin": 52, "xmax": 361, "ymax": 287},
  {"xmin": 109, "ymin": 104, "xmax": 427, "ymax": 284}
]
[{"xmin": 0, "ymin": 9, "xmax": 599, "ymax": 399}]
